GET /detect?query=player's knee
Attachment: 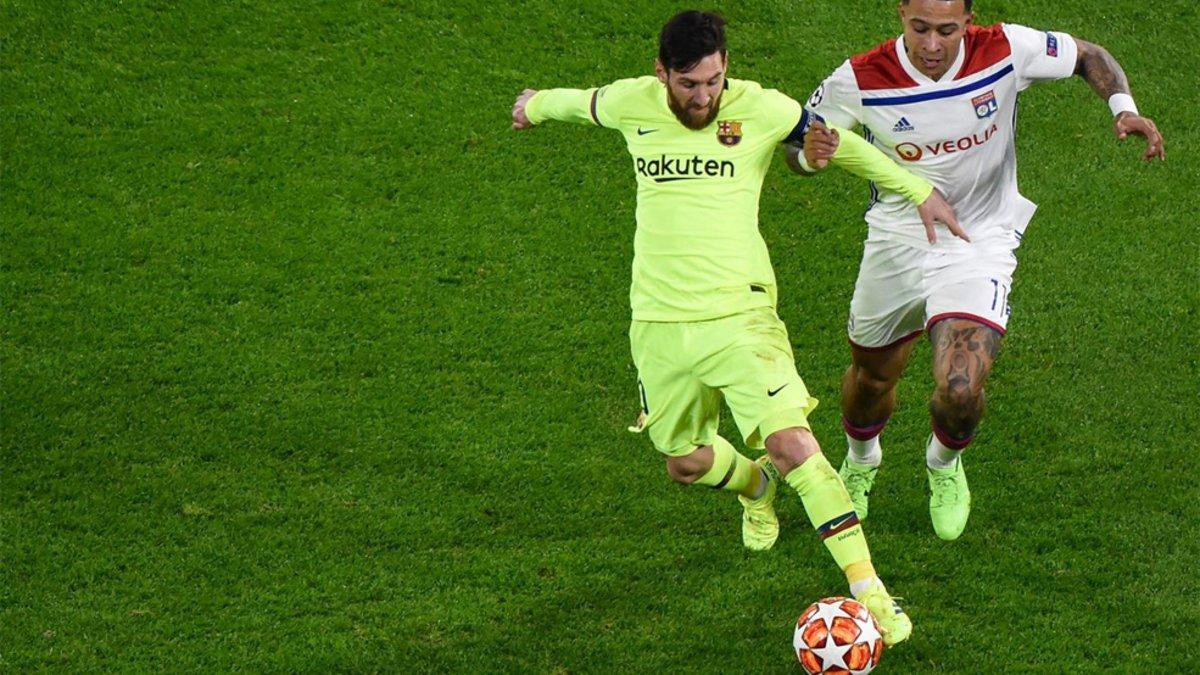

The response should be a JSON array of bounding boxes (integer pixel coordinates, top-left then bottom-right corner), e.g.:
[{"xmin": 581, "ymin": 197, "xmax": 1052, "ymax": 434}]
[
  {"xmin": 851, "ymin": 365, "xmax": 896, "ymax": 400},
  {"xmin": 764, "ymin": 427, "xmax": 820, "ymax": 475},
  {"xmin": 665, "ymin": 446, "xmax": 711, "ymax": 484}
]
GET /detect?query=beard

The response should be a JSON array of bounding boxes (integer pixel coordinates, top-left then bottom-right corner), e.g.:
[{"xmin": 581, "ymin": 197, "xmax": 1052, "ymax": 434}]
[{"xmin": 668, "ymin": 92, "xmax": 721, "ymax": 130}]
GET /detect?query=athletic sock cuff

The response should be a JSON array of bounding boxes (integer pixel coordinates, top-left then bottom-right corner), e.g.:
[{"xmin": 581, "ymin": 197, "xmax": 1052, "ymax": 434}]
[
  {"xmin": 931, "ymin": 421, "xmax": 973, "ymax": 450},
  {"xmin": 843, "ymin": 416, "xmax": 888, "ymax": 441},
  {"xmin": 696, "ymin": 436, "xmax": 737, "ymax": 488}
]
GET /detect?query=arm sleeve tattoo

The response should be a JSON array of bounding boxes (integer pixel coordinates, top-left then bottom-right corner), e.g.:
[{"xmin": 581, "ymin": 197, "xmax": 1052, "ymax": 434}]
[{"xmin": 1073, "ymin": 39, "xmax": 1132, "ymax": 100}]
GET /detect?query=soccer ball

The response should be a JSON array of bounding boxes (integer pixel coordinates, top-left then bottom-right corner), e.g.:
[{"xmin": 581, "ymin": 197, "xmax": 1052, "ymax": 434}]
[{"xmin": 793, "ymin": 597, "xmax": 885, "ymax": 674}]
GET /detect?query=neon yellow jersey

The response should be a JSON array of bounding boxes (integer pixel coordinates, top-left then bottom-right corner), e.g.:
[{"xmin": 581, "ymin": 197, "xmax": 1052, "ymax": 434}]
[
  {"xmin": 529, "ymin": 76, "xmax": 804, "ymax": 321},
  {"xmin": 526, "ymin": 76, "xmax": 930, "ymax": 321}
]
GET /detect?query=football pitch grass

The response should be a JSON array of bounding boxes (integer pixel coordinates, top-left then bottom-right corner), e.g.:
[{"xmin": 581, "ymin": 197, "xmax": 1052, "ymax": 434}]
[{"xmin": 3, "ymin": 0, "xmax": 1198, "ymax": 671}]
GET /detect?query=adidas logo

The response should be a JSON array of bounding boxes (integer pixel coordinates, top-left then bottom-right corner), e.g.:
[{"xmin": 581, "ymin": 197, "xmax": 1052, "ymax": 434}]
[{"xmin": 892, "ymin": 117, "xmax": 915, "ymax": 133}]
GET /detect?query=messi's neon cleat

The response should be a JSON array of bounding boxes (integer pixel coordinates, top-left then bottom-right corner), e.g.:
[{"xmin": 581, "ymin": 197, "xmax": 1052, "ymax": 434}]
[
  {"xmin": 738, "ymin": 455, "xmax": 779, "ymax": 551},
  {"xmin": 856, "ymin": 580, "xmax": 913, "ymax": 647},
  {"xmin": 838, "ymin": 458, "xmax": 878, "ymax": 520},
  {"xmin": 928, "ymin": 458, "xmax": 971, "ymax": 541}
]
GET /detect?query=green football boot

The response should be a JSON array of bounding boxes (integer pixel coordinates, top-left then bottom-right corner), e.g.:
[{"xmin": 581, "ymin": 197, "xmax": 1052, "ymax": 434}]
[
  {"xmin": 738, "ymin": 455, "xmax": 779, "ymax": 551},
  {"xmin": 857, "ymin": 579, "xmax": 913, "ymax": 647},
  {"xmin": 838, "ymin": 458, "xmax": 878, "ymax": 520},
  {"xmin": 927, "ymin": 457, "xmax": 971, "ymax": 541}
]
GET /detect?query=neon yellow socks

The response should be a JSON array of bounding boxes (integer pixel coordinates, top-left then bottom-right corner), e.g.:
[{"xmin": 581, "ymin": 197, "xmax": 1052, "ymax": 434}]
[
  {"xmin": 784, "ymin": 453, "xmax": 873, "ymax": 575},
  {"xmin": 695, "ymin": 436, "xmax": 768, "ymax": 499}
]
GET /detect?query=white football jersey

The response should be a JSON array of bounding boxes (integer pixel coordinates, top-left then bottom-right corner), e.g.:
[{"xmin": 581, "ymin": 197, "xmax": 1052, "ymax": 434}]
[{"xmin": 806, "ymin": 24, "xmax": 1078, "ymax": 250}]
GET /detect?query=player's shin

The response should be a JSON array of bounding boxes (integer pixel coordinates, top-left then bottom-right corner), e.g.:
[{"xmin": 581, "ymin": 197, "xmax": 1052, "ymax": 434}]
[
  {"xmin": 786, "ymin": 453, "xmax": 913, "ymax": 644},
  {"xmin": 783, "ymin": 453, "xmax": 875, "ymax": 588}
]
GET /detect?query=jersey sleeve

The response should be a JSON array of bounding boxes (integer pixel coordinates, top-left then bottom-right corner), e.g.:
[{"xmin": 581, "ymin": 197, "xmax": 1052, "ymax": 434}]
[
  {"xmin": 759, "ymin": 88, "xmax": 809, "ymax": 143},
  {"xmin": 803, "ymin": 60, "xmax": 862, "ymax": 130},
  {"xmin": 524, "ymin": 78, "xmax": 638, "ymax": 129},
  {"xmin": 829, "ymin": 126, "xmax": 932, "ymax": 204},
  {"xmin": 525, "ymin": 87, "xmax": 604, "ymax": 127},
  {"xmin": 1003, "ymin": 23, "xmax": 1078, "ymax": 91},
  {"xmin": 590, "ymin": 79, "xmax": 634, "ymax": 129}
]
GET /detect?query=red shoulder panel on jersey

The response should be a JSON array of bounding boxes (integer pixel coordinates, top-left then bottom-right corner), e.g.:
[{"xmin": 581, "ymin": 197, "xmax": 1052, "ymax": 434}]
[
  {"xmin": 955, "ymin": 24, "xmax": 1012, "ymax": 79},
  {"xmin": 851, "ymin": 39, "xmax": 919, "ymax": 90}
]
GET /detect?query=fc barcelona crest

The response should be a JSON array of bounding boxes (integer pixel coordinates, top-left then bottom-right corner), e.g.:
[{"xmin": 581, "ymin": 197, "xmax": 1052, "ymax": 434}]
[{"xmin": 717, "ymin": 120, "xmax": 743, "ymax": 146}]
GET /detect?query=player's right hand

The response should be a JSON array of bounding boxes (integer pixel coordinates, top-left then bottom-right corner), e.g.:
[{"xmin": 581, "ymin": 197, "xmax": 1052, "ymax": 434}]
[
  {"xmin": 512, "ymin": 89, "xmax": 537, "ymax": 130},
  {"xmin": 917, "ymin": 189, "xmax": 969, "ymax": 244},
  {"xmin": 803, "ymin": 120, "xmax": 838, "ymax": 169}
]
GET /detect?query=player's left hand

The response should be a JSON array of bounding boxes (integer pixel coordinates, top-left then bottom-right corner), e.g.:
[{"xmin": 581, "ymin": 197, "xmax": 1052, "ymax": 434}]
[
  {"xmin": 1114, "ymin": 112, "xmax": 1165, "ymax": 161},
  {"xmin": 917, "ymin": 189, "xmax": 969, "ymax": 244}
]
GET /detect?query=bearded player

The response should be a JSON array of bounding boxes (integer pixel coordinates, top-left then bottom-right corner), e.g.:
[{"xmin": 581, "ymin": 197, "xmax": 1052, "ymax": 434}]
[
  {"xmin": 510, "ymin": 10, "xmax": 969, "ymax": 645},
  {"xmin": 796, "ymin": 0, "xmax": 1165, "ymax": 540}
]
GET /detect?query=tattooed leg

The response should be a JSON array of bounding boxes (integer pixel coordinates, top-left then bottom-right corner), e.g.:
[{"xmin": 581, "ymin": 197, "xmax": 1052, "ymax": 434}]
[{"xmin": 928, "ymin": 319, "xmax": 1003, "ymax": 441}]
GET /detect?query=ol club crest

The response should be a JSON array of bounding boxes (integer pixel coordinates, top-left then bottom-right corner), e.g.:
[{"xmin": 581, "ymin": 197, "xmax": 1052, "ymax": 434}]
[{"xmin": 717, "ymin": 120, "xmax": 743, "ymax": 146}]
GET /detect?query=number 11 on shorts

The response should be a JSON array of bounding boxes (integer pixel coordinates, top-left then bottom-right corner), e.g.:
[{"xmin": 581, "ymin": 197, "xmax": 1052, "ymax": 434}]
[{"xmin": 990, "ymin": 278, "xmax": 1011, "ymax": 316}]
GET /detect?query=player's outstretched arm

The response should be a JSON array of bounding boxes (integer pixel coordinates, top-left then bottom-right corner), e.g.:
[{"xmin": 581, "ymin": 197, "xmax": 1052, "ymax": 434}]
[
  {"xmin": 511, "ymin": 87, "xmax": 604, "ymax": 130},
  {"xmin": 822, "ymin": 122, "xmax": 968, "ymax": 243},
  {"xmin": 789, "ymin": 121, "xmax": 967, "ymax": 243},
  {"xmin": 1073, "ymin": 39, "xmax": 1165, "ymax": 161}
]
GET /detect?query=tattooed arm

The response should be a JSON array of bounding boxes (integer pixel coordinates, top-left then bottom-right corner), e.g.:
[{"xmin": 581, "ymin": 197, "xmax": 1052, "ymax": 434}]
[
  {"xmin": 1074, "ymin": 39, "xmax": 1165, "ymax": 160},
  {"xmin": 1073, "ymin": 39, "xmax": 1132, "ymax": 100}
]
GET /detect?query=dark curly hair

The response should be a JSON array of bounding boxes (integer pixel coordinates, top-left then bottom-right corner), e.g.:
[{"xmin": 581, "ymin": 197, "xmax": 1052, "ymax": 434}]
[{"xmin": 658, "ymin": 10, "xmax": 727, "ymax": 73}]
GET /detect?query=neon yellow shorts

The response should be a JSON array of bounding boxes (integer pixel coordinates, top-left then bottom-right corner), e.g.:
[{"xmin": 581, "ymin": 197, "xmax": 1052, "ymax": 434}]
[{"xmin": 629, "ymin": 306, "xmax": 818, "ymax": 456}]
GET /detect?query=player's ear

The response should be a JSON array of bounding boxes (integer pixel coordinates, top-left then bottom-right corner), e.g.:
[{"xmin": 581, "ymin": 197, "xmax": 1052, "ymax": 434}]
[{"xmin": 655, "ymin": 59, "xmax": 668, "ymax": 84}]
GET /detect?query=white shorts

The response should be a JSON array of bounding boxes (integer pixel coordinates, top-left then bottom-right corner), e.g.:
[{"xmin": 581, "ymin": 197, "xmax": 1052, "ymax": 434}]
[{"xmin": 847, "ymin": 238, "xmax": 1017, "ymax": 350}]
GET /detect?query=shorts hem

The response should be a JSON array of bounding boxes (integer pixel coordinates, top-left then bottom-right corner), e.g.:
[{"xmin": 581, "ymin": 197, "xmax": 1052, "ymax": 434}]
[
  {"xmin": 925, "ymin": 312, "xmax": 1007, "ymax": 335},
  {"xmin": 754, "ymin": 406, "xmax": 814, "ymax": 448},
  {"xmin": 848, "ymin": 329, "xmax": 924, "ymax": 353},
  {"xmin": 657, "ymin": 440, "xmax": 710, "ymax": 457}
]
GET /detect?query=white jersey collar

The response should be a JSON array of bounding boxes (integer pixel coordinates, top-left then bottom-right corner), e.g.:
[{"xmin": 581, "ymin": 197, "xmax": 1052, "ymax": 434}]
[{"xmin": 895, "ymin": 34, "xmax": 967, "ymax": 84}]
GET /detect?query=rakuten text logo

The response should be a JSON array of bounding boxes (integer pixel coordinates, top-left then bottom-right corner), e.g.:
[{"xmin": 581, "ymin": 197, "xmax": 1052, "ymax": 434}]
[{"xmin": 635, "ymin": 155, "xmax": 735, "ymax": 183}]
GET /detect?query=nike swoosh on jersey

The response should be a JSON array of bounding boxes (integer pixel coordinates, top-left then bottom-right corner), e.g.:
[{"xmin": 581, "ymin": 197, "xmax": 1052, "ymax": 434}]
[{"xmin": 637, "ymin": 127, "xmax": 658, "ymax": 135}]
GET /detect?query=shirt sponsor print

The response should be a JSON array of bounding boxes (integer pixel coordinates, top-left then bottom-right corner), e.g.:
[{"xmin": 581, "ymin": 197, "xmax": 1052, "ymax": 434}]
[{"xmin": 894, "ymin": 123, "xmax": 1000, "ymax": 161}]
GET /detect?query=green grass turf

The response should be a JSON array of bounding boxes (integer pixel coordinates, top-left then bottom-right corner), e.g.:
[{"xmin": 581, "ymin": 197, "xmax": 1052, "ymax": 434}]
[{"xmin": 3, "ymin": 0, "xmax": 1198, "ymax": 671}]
